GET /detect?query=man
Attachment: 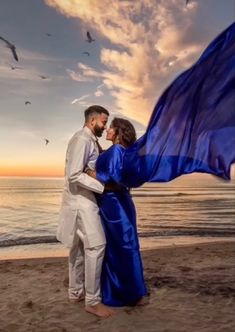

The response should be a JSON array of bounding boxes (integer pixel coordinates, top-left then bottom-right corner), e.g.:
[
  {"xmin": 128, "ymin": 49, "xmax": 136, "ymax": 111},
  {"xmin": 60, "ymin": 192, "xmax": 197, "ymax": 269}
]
[{"xmin": 57, "ymin": 105, "xmax": 114, "ymax": 318}]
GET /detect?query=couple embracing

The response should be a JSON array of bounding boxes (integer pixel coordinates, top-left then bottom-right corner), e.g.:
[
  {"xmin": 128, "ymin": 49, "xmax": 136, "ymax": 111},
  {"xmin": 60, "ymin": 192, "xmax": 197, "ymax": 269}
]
[
  {"xmin": 56, "ymin": 23, "xmax": 235, "ymax": 318},
  {"xmin": 57, "ymin": 105, "xmax": 148, "ymax": 318}
]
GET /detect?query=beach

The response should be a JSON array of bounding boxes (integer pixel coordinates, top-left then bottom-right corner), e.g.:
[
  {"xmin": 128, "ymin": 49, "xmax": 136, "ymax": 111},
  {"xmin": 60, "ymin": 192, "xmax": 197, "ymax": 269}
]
[
  {"xmin": 0, "ymin": 175, "xmax": 234, "ymax": 331},
  {"xmin": 1, "ymin": 241, "xmax": 235, "ymax": 332}
]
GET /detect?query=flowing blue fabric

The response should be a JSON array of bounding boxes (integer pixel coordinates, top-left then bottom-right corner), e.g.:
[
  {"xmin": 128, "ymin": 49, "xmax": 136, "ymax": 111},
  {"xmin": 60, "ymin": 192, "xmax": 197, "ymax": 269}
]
[
  {"xmin": 95, "ymin": 23, "xmax": 235, "ymax": 307},
  {"xmin": 119, "ymin": 22, "xmax": 235, "ymax": 187},
  {"xmin": 96, "ymin": 145, "xmax": 147, "ymax": 306}
]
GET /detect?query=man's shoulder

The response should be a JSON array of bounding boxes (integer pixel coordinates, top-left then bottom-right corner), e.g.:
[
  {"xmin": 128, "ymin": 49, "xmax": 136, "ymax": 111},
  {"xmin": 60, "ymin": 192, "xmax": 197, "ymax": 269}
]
[{"xmin": 69, "ymin": 128, "xmax": 92, "ymax": 144}]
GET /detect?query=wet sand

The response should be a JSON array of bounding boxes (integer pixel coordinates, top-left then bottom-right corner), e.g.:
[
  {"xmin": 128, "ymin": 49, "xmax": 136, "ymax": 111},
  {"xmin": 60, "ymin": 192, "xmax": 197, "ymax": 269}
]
[{"xmin": 0, "ymin": 241, "xmax": 235, "ymax": 332}]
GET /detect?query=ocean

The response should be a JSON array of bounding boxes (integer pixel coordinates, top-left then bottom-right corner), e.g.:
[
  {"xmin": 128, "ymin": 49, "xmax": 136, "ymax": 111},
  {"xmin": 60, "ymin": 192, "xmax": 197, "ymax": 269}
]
[{"xmin": 0, "ymin": 176, "xmax": 234, "ymax": 259}]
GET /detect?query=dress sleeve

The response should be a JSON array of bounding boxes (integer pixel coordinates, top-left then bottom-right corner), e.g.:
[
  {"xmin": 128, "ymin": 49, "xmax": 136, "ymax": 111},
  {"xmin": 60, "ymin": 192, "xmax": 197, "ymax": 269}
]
[{"xmin": 96, "ymin": 144, "xmax": 124, "ymax": 184}]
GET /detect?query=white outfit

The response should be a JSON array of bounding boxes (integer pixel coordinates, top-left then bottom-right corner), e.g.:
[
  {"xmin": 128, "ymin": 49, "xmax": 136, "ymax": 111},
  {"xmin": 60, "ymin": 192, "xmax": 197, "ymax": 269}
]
[{"xmin": 57, "ymin": 126, "xmax": 106, "ymax": 306}]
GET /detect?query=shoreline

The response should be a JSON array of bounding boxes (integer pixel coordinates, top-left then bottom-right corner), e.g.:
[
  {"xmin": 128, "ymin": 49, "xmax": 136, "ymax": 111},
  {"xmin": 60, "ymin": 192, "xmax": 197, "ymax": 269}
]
[
  {"xmin": 0, "ymin": 240, "xmax": 234, "ymax": 331},
  {"xmin": 1, "ymin": 236, "xmax": 235, "ymax": 261}
]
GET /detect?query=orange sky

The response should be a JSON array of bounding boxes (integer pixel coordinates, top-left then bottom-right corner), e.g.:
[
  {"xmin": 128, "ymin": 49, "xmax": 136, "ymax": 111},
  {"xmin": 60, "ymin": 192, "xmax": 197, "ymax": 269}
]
[
  {"xmin": 1, "ymin": 1, "xmax": 234, "ymax": 178},
  {"xmin": 0, "ymin": 164, "xmax": 64, "ymax": 178}
]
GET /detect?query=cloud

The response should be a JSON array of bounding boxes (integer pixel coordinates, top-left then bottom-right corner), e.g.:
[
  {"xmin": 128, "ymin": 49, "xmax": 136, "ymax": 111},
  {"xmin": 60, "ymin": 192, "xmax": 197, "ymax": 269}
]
[
  {"xmin": 71, "ymin": 94, "xmax": 90, "ymax": 104},
  {"xmin": 95, "ymin": 90, "xmax": 104, "ymax": 97},
  {"xmin": 0, "ymin": 61, "xmax": 50, "ymax": 82},
  {"xmin": 94, "ymin": 83, "xmax": 104, "ymax": 97},
  {"xmin": 18, "ymin": 130, "xmax": 40, "ymax": 139},
  {"xmin": 44, "ymin": 0, "xmax": 222, "ymax": 125},
  {"xmin": 0, "ymin": 46, "xmax": 57, "ymax": 82},
  {"xmin": 71, "ymin": 99, "xmax": 79, "ymax": 104},
  {"xmin": 0, "ymin": 41, "xmax": 59, "ymax": 64},
  {"xmin": 19, "ymin": 48, "xmax": 61, "ymax": 63},
  {"xmin": 97, "ymin": 83, "xmax": 104, "ymax": 90},
  {"xmin": 66, "ymin": 69, "xmax": 93, "ymax": 82}
]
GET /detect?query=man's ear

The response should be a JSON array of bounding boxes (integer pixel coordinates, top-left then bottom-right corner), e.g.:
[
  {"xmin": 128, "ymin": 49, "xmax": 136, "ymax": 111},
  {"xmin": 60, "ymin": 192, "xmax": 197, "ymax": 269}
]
[{"xmin": 90, "ymin": 116, "xmax": 96, "ymax": 127}]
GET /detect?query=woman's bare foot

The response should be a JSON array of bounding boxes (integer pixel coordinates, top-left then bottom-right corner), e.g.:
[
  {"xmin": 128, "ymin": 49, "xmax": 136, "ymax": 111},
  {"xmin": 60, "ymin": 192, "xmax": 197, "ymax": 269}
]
[{"xmin": 85, "ymin": 303, "xmax": 115, "ymax": 318}]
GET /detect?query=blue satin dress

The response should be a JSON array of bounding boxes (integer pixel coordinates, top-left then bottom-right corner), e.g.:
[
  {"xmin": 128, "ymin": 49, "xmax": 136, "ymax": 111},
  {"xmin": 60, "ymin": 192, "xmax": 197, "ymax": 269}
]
[
  {"xmin": 111, "ymin": 23, "xmax": 235, "ymax": 187},
  {"xmin": 95, "ymin": 144, "xmax": 147, "ymax": 306}
]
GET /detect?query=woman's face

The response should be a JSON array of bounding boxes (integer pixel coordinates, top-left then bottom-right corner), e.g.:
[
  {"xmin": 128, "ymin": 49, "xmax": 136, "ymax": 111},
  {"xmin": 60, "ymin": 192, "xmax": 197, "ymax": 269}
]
[{"xmin": 106, "ymin": 125, "xmax": 116, "ymax": 142}]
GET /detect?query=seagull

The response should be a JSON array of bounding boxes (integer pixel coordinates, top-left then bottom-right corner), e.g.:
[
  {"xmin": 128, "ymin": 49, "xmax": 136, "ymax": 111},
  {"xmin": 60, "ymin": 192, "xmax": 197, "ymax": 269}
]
[
  {"xmin": 39, "ymin": 75, "xmax": 48, "ymax": 79},
  {"xmin": 82, "ymin": 51, "xmax": 90, "ymax": 56},
  {"xmin": 86, "ymin": 31, "xmax": 95, "ymax": 43},
  {"xmin": 25, "ymin": 101, "xmax": 31, "ymax": 105},
  {"xmin": 44, "ymin": 138, "xmax": 50, "ymax": 145},
  {"xmin": 0, "ymin": 36, "xmax": 18, "ymax": 61}
]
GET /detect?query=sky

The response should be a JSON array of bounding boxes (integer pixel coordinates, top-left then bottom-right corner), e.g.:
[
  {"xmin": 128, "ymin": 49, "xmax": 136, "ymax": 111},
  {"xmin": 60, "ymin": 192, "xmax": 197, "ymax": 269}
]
[{"xmin": 0, "ymin": 0, "xmax": 234, "ymax": 178}]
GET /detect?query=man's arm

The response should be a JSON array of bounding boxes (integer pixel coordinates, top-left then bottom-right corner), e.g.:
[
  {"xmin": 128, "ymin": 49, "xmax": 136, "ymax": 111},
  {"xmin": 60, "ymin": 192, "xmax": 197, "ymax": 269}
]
[
  {"xmin": 67, "ymin": 136, "xmax": 104, "ymax": 194},
  {"xmin": 85, "ymin": 169, "xmax": 123, "ymax": 192}
]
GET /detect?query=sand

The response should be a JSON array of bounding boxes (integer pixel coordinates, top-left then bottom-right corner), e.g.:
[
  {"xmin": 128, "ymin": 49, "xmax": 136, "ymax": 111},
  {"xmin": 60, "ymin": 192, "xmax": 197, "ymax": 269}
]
[{"xmin": 0, "ymin": 241, "xmax": 235, "ymax": 332}]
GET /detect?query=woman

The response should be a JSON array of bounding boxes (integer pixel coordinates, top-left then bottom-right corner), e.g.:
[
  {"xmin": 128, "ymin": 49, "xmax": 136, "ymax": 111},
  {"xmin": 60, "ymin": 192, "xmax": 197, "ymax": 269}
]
[{"xmin": 87, "ymin": 117, "xmax": 148, "ymax": 307}]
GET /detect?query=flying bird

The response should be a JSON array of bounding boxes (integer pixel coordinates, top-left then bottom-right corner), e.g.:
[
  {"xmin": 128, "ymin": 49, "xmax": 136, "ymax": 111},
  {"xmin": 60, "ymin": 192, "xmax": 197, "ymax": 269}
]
[
  {"xmin": 39, "ymin": 75, "xmax": 48, "ymax": 79},
  {"xmin": 25, "ymin": 101, "xmax": 31, "ymax": 105},
  {"xmin": 82, "ymin": 51, "xmax": 90, "ymax": 56},
  {"xmin": 46, "ymin": 33, "xmax": 52, "ymax": 37},
  {"xmin": 0, "ymin": 36, "xmax": 18, "ymax": 61},
  {"xmin": 44, "ymin": 138, "xmax": 50, "ymax": 145},
  {"xmin": 86, "ymin": 31, "xmax": 95, "ymax": 43}
]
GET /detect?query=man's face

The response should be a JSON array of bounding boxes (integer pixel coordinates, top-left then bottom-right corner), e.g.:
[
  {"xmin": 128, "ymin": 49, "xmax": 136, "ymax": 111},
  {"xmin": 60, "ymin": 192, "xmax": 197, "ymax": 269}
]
[{"xmin": 93, "ymin": 113, "xmax": 109, "ymax": 137}]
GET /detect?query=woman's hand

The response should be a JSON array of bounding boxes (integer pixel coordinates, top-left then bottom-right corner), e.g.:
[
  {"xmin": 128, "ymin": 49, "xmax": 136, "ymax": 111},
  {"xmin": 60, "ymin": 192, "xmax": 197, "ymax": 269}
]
[{"xmin": 85, "ymin": 168, "xmax": 97, "ymax": 179}]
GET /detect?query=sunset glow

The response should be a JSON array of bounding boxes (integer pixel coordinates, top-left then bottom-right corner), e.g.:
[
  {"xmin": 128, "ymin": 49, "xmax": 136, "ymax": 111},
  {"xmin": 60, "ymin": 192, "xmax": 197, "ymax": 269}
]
[
  {"xmin": 0, "ymin": 164, "xmax": 64, "ymax": 178},
  {"xmin": 0, "ymin": 1, "xmax": 234, "ymax": 177}
]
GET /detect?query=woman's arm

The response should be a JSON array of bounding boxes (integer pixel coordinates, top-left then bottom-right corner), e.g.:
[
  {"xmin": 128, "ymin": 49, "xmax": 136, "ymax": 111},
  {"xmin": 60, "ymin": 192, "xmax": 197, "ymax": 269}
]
[{"xmin": 85, "ymin": 168, "xmax": 122, "ymax": 191}]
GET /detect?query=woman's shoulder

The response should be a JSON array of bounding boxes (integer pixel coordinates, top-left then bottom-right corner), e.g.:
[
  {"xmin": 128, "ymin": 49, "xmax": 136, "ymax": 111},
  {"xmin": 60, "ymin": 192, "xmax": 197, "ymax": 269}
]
[
  {"xmin": 104, "ymin": 144, "xmax": 125, "ymax": 155},
  {"xmin": 98, "ymin": 144, "xmax": 125, "ymax": 165}
]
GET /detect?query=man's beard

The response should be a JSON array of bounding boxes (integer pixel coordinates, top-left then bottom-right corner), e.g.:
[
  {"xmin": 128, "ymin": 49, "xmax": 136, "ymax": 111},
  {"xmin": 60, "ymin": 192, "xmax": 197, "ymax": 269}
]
[{"xmin": 93, "ymin": 124, "xmax": 104, "ymax": 137}]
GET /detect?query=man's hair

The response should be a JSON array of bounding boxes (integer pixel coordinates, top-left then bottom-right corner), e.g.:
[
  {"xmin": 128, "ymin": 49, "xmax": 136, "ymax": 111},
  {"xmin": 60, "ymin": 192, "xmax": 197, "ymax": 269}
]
[
  {"xmin": 84, "ymin": 105, "xmax": 109, "ymax": 122},
  {"xmin": 111, "ymin": 117, "xmax": 137, "ymax": 148}
]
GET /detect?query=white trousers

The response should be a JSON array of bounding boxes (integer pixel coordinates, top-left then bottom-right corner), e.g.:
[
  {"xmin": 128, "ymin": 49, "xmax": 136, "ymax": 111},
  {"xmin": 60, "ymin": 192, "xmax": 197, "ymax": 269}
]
[{"xmin": 68, "ymin": 230, "xmax": 105, "ymax": 306}]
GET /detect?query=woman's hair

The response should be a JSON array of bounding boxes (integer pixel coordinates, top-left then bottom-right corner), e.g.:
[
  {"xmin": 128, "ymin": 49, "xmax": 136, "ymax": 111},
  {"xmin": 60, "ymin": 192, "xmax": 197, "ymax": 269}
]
[{"xmin": 111, "ymin": 117, "xmax": 137, "ymax": 148}]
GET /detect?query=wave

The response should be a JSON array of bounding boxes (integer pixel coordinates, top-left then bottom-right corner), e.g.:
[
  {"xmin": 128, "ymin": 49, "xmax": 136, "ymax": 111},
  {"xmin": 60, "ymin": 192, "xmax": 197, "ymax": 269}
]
[
  {"xmin": 131, "ymin": 192, "xmax": 234, "ymax": 197},
  {"xmin": 139, "ymin": 230, "xmax": 235, "ymax": 237},
  {"xmin": 0, "ymin": 236, "xmax": 59, "ymax": 247},
  {"xmin": 1, "ymin": 229, "xmax": 235, "ymax": 248}
]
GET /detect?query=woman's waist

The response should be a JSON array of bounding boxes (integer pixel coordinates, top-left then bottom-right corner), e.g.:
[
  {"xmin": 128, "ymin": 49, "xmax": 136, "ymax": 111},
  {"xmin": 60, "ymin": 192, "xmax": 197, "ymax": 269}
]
[{"xmin": 104, "ymin": 183, "xmax": 129, "ymax": 193}]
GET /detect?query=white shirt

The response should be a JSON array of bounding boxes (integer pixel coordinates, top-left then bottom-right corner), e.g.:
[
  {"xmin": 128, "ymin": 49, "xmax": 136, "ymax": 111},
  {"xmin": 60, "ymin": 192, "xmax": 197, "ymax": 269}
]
[
  {"xmin": 62, "ymin": 126, "xmax": 104, "ymax": 205},
  {"xmin": 57, "ymin": 126, "xmax": 105, "ymax": 247}
]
